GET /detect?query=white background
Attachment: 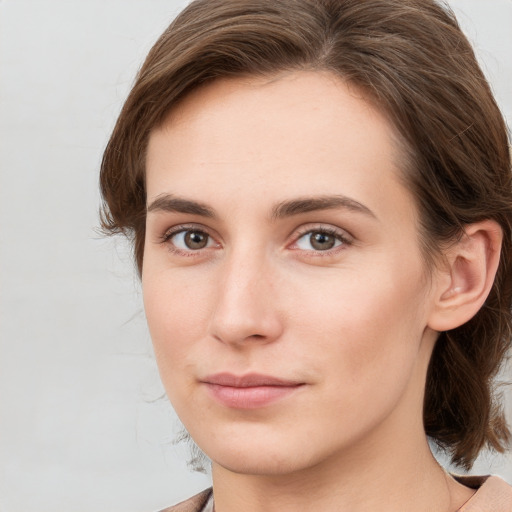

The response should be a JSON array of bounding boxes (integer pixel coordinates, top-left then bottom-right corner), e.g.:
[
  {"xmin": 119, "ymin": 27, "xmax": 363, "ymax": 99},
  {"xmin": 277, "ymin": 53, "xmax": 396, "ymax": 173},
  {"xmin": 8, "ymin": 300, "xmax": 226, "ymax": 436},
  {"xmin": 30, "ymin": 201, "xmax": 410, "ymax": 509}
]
[{"xmin": 0, "ymin": 1, "xmax": 511, "ymax": 511}]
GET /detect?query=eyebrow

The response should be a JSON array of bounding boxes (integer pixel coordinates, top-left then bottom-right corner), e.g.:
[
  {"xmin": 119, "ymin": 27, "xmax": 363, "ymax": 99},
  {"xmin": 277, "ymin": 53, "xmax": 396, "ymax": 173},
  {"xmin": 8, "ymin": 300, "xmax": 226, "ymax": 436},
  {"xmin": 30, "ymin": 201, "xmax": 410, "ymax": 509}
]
[
  {"xmin": 271, "ymin": 195, "xmax": 376, "ymax": 220},
  {"xmin": 146, "ymin": 193, "xmax": 376, "ymax": 220},
  {"xmin": 147, "ymin": 194, "xmax": 216, "ymax": 218}
]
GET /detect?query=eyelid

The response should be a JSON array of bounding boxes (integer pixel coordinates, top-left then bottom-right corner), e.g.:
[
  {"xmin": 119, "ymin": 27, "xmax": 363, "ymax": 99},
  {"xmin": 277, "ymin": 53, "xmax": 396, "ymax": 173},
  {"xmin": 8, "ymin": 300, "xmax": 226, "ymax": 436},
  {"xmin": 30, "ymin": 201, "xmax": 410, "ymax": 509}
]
[
  {"xmin": 159, "ymin": 223, "xmax": 213, "ymax": 241},
  {"xmin": 157, "ymin": 222, "xmax": 352, "ymax": 257},
  {"xmin": 288, "ymin": 224, "xmax": 353, "ymax": 251},
  {"xmin": 159, "ymin": 223, "xmax": 221, "ymax": 255}
]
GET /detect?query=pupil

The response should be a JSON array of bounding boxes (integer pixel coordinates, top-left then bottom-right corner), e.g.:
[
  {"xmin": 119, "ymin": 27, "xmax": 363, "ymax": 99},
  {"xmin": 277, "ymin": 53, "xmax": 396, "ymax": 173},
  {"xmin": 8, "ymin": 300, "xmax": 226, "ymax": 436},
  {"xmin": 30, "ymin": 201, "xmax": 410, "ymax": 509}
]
[
  {"xmin": 311, "ymin": 232, "xmax": 335, "ymax": 250},
  {"xmin": 185, "ymin": 231, "xmax": 207, "ymax": 249}
]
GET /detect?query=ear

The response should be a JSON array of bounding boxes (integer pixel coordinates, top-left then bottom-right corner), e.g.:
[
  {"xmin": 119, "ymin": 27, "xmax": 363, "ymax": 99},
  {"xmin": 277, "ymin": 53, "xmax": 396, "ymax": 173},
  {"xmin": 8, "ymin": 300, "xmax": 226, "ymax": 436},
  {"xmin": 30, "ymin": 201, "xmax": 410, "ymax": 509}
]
[{"xmin": 427, "ymin": 220, "xmax": 502, "ymax": 332}]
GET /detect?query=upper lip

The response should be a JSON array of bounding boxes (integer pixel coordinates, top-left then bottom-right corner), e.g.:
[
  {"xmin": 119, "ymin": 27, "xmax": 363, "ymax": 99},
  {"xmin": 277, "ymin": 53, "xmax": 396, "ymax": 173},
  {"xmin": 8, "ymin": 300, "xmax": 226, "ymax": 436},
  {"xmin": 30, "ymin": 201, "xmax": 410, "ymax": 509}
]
[{"xmin": 201, "ymin": 373, "xmax": 303, "ymax": 388}]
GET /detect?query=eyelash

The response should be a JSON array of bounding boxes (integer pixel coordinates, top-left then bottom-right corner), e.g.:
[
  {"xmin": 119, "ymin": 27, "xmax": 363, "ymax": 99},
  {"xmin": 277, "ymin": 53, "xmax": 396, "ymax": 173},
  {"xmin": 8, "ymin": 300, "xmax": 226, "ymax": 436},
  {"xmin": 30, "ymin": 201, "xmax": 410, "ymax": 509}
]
[
  {"xmin": 291, "ymin": 225, "xmax": 352, "ymax": 255},
  {"xmin": 159, "ymin": 224, "xmax": 352, "ymax": 257},
  {"xmin": 159, "ymin": 224, "xmax": 216, "ymax": 257}
]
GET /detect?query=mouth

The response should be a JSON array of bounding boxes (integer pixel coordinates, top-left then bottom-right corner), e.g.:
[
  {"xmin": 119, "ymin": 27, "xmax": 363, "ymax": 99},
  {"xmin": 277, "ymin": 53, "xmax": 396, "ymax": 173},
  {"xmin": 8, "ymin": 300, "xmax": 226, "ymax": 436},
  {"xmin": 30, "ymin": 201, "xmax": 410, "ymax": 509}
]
[{"xmin": 200, "ymin": 373, "xmax": 305, "ymax": 409}]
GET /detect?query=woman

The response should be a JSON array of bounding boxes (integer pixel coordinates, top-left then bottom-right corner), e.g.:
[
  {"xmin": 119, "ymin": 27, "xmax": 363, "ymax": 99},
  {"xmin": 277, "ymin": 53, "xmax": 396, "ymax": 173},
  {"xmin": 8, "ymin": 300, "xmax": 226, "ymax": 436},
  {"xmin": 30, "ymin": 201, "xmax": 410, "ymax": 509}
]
[{"xmin": 100, "ymin": 0, "xmax": 512, "ymax": 510}]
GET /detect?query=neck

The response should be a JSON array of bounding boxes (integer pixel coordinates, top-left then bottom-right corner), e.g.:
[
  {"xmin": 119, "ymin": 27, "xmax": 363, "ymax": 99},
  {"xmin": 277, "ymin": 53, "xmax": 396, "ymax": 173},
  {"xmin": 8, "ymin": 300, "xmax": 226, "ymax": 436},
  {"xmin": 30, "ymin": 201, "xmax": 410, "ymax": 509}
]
[{"xmin": 211, "ymin": 414, "xmax": 474, "ymax": 512}]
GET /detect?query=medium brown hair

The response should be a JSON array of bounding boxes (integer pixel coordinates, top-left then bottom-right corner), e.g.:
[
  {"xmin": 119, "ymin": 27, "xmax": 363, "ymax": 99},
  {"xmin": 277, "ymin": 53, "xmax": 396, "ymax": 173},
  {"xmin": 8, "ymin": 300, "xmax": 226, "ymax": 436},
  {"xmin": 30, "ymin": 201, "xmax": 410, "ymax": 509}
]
[{"xmin": 100, "ymin": 0, "xmax": 512, "ymax": 469}]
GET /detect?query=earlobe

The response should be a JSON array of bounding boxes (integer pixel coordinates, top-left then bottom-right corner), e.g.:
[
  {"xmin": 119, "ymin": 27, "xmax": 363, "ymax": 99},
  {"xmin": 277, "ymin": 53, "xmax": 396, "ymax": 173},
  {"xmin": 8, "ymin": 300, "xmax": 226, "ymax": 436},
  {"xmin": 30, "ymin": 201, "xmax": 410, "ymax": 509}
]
[{"xmin": 428, "ymin": 220, "xmax": 502, "ymax": 332}]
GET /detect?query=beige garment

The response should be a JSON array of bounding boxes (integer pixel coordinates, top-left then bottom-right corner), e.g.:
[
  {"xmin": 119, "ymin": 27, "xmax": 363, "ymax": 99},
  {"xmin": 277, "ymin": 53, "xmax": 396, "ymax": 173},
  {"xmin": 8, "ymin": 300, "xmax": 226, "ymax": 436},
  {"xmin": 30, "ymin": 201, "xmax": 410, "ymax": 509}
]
[
  {"xmin": 159, "ymin": 475, "xmax": 512, "ymax": 512},
  {"xmin": 454, "ymin": 475, "xmax": 512, "ymax": 512},
  {"xmin": 158, "ymin": 488, "xmax": 212, "ymax": 512}
]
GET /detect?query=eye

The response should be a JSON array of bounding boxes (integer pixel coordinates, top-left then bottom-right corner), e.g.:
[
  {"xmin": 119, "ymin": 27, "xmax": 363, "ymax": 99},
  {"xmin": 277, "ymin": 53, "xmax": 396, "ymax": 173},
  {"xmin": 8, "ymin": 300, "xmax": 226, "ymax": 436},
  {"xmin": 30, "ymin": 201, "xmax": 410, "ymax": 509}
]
[
  {"xmin": 165, "ymin": 228, "xmax": 215, "ymax": 251},
  {"xmin": 294, "ymin": 228, "xmax": 348, "ymax": 251}
]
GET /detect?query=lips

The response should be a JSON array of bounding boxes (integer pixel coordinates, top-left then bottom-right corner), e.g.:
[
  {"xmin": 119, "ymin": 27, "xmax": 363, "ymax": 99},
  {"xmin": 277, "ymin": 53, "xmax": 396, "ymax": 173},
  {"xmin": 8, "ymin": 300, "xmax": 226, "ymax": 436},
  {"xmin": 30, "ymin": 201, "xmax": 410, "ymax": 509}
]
[{"xmin": 201, "ymin": 373, "xmax": 305, "ymax": 409}]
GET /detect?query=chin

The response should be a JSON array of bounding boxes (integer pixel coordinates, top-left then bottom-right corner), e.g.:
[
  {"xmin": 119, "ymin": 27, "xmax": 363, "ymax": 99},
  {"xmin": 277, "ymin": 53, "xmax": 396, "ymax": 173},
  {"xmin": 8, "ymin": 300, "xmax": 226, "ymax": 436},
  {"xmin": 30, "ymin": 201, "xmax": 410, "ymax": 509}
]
[
  {"xmin": 212, "ymin": 449, "xmax": 310, "ymax": 477},
  {"xmin": 191, "ymin": 427, "xmax": 334, "ymax": 477}
]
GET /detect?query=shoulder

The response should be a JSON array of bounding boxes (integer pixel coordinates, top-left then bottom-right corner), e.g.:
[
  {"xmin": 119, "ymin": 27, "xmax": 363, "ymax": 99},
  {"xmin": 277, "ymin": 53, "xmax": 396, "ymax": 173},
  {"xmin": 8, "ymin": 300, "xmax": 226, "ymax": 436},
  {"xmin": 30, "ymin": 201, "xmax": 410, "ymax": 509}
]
[
  {"xmin": 157, "ymin": 488, "xmax": 213, "ymax": 512},
  {"xmin": 454, "ymin": 475, "xmax": 512, "ymax": 512}
]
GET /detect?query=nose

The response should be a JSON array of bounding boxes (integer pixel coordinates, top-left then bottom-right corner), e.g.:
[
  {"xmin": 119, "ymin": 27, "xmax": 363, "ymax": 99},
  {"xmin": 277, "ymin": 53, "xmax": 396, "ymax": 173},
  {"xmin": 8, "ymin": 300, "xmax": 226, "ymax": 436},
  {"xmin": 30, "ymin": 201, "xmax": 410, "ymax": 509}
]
[{"xmin": 209, "ymin": 250, "xmax": 284, "ymax": 347}]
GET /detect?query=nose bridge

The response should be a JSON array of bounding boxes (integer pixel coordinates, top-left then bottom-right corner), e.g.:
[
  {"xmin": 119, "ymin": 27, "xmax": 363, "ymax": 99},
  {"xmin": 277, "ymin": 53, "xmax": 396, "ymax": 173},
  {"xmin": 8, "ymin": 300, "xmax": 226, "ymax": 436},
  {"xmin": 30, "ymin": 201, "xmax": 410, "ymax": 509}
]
[{"xmin": 209, "ymin": 244, "xmax": 282, "ymax": 345}]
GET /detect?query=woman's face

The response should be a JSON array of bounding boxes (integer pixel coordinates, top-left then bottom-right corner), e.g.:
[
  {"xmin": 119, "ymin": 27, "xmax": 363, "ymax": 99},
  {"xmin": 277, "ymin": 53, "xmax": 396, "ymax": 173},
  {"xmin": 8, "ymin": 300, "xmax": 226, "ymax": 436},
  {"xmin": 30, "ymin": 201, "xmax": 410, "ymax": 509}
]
[{"xmin": 143, "ymin": 71, "xmax": 441, "ymax": 476}]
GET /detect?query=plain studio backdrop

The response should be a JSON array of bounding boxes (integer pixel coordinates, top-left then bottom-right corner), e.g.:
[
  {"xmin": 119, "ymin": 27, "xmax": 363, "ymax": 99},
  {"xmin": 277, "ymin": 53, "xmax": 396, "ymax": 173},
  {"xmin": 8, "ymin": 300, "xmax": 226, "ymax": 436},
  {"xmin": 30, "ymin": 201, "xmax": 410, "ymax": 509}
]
[{"xmin": 0, "ymin": 1, "xmax": 511, "ymax": 511}]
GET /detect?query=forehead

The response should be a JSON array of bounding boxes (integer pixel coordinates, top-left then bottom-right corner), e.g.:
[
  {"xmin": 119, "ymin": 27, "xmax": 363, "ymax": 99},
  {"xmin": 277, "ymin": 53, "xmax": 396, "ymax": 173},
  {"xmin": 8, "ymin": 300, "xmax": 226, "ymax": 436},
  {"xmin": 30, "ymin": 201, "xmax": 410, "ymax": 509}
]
[
  {"xmin": 145, "ymin": 71, "xmax": 416, "ymax": 224},
  {"xmin": 152, "ymin": 71, "xmax": 398, "ymax": 152}
]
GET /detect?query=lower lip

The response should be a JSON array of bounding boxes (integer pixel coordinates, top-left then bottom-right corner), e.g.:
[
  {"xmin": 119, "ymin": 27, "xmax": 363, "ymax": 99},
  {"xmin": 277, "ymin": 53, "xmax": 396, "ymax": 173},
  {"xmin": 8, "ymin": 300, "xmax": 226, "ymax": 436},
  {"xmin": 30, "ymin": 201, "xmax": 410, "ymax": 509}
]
[{"xmin": 204, "ymin": 383, "xmax": 303, "ymax": 409}]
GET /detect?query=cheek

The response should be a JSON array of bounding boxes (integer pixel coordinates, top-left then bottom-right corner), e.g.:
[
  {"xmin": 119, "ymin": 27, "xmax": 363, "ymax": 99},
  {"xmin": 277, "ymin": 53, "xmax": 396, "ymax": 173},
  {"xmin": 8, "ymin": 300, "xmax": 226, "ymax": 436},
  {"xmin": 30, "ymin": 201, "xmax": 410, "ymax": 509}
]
[
  {"xmin": 291, "ymin": 257, "xmax": 429, "ymax": 396},
  {"xmin": 142, "ymin": 273, "xmax": 211, "ymax": 418},
  {"xmin": 142, "ymin": 266, "xmax": 211, "ymax": 368},
  {"xmin": 144, "ymin": 245, "xmax": 430, "ymax": 406}
]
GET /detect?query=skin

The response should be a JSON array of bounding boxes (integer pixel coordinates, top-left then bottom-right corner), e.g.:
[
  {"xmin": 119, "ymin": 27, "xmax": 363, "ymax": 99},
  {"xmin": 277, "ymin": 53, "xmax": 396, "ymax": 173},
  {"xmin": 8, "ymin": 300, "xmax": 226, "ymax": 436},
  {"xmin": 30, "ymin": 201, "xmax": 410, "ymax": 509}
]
[{"xmin": 142, "ymin": 71, "xmax": 483, "ymax": 511}]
